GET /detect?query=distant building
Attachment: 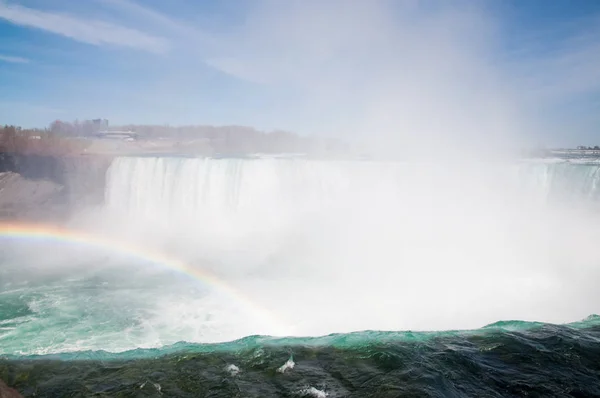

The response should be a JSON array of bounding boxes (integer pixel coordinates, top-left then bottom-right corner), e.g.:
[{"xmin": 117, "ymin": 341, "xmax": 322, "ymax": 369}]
[
  {"xmin": 91, "ymin": 119, "xmax": 109, "ymax": 129},
  {"xmin": 87, "ymin": 119, "xmax": 109, "ymax": 135},
  {"xmin": 576, "ymin": 146, "xmax": 600, "ymax": 151},
  {"xmin": 50, "ymin": 119, "xmax": 110, "ymax": 136}
]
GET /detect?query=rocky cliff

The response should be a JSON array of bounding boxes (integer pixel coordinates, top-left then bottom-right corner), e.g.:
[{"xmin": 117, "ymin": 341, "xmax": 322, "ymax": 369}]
[{"xmin": 0, "ymin": 153, "xmax": 112, "ymax": 221}]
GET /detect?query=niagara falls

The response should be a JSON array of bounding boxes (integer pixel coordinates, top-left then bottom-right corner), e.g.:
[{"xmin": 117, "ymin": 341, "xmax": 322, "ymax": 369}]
[
  {"xmin": 2, "ymin": 156, "xmax": 600, "ymax": 395},
  {"xmin": 2, "ymin": 0, "xmax": 600, "ymax": 396}
]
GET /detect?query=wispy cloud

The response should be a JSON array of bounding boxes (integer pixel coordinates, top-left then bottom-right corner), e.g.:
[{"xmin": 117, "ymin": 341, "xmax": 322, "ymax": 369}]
[
  {"xmin": 0, "ymin": 54, "xmax": 29, "ymax": 63},
  {"xmin": 96, "ymin": 0, "xmax": 217, "ymax": 51},
  {"xmin": 0, "ymin": 0, "xmax": 597, "ymax": 146},
  {"xmin": 98, "ymin": 0, "xmax": 191, "ymax": 35},
  {"xmin": 0, "ymin": 1, "xmax": 169, "ymax": 53},
  {"xmin": 202, "ymin": 1, "xmax": 521, "ymax": 152},
  {"xmin": 200, "ymin": 0, "xmax": 600, "ymax": 148}
]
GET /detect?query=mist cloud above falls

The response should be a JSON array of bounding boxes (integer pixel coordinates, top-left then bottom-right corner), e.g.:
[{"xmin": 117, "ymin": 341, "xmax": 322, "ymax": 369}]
[{"xmin": 204, "ymin": 0, "xmax": 526, "ymax": 158}]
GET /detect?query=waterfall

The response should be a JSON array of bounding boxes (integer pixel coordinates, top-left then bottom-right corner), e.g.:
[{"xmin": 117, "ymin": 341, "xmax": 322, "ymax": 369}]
[
  {"xmin": 517, "ymin": 161, "xmax": 600, "ymax": 202},
  {"xmin": 105, "ymin": 157, "xmax": 408, "ymax": 221},
  {"xmin": 106, "ymin": 157, "xmax": 600, "ymax": 218},
  {"xmin": 101, "ymin": 156, "xmax": 600, "ymax": 332}
]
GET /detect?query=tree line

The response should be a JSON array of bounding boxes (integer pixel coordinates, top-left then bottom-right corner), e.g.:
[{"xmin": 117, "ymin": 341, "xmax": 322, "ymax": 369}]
[
  {"xmin": 0, "ymin": 125, "xmax": 89, "ymax": 156},
  {"xmin": 2, "ymin": 123, "xmax": 351, "ymax": 157},
  {"xmin": 52, "ymin": 121, "xmax": 350, "ymax": 155}
]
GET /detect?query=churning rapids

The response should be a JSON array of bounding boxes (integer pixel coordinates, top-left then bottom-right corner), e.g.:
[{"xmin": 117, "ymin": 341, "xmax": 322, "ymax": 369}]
[{"xmin": 2, "ymin": 156, "xmax": 600, "ymax": 396}]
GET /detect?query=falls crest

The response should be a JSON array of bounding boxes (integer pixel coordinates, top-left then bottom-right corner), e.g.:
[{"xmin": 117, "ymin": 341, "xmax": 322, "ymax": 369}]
[{"xmin": 105, "ymin": 157, "xmax": 600, "ymax": 217}]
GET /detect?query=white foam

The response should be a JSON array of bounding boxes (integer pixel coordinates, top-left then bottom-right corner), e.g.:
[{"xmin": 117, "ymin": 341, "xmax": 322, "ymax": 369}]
[
  {"xmin": 299, "ymin": 387, "xmax": 329, "ymax": 397},
  {"xmin": 225, "ymin": 364, "xmax": 240, "ymax": 376},
  {"xmin": 139, "ymin": 381, "xmax": 162, "ymax": 395},
  {"xmin": 0, "ymin": 252, "xmax": 278, "ymax": 355},
  {"xmin": 277, "ymin": 357, "xmax": 295, "ymax": 373}
]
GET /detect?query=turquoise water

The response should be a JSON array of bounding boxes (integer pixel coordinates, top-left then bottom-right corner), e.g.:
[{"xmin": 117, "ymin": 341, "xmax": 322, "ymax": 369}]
[
  {"xmin": 3, "ymin": 315, "xmax": 600, "ymax": 361},
  {"xmin": 2, "ymin": 318, "xmax": 600, "ymax": 397},
  {"xmin": 0, "ymin": 244, "xmax": 270, "ymax": 357},
  {"xmin": 2, "ymin": 246, "xmax": 600, "ymax": 396}
]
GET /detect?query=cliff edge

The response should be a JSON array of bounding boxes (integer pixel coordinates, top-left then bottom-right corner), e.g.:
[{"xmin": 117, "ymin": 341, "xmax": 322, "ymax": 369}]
[{"xmin": 0, "ymin": 153, "xmax": 112, "ymax": 222}]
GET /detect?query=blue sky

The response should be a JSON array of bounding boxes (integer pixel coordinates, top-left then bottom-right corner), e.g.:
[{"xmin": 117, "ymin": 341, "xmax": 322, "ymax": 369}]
[{"xmin": 0, "ymin": 0, "xmax": 599, "ymax": 147}]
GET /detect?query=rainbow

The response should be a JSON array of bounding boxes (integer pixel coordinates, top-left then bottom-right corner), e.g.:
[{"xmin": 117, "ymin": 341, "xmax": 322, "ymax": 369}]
[{"xmin": 0, "ymin": 222, "xmax": 290, "ymax": 336}]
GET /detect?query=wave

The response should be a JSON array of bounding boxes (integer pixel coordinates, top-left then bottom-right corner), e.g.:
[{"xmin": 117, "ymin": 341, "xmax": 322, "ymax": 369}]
[
  {"xmin": 4, "ymin": 315, "xmax": 599, "ymax": 361},
  {"xmin": 4, "ymin": 317, "xmax": 600, "ymax": 397}
]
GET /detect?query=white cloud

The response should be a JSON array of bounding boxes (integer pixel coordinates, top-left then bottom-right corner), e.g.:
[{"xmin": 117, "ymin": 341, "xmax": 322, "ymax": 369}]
[
  {"xmin": 202, "ymin": 0, "xmax": 523, "ymax": 154},
  {"xmin": 95, "ymin": 0, "xmax": 218, "ymax": 52},
  {"xmin": 0, "ymin": 1, "xmax": 169, "ymax": 53},
  {"xmin": 0, "ymin": 54, "xmax": 29, "ymax": 63},
  {"xmin": 199, "ymin": 0, "xmax": 600, "ymax": 148},
  {"xmin": 98, "ymin": 0, "xmax": 192, "ymax": 36}
]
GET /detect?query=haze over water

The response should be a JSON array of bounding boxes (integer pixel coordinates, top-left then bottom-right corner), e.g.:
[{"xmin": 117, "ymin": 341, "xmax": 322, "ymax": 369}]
[
  {"xmin": 1, "ymin": 0, "xmax": 599, "ymax": 355},
  {"xmin": 17, "ymin": 156, "xmax": 585, "ymax": 348}
]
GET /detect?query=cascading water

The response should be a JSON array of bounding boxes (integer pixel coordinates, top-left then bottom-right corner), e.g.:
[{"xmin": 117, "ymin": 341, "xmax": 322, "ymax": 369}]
[
  {"xmin": 101, "ymin": 157, "xmax": 600, "ymax": 335},
  {"xmin": 104, "ymin": 157, "xmax": 408, "ymax": 224},
  {"xmin": 4, "ymin": 156, "xmax": 600, "ymax": 396},
  {"xmin": 105, "ymin": 157, "xmax": 600, "ymax": 215},
  {"xmin": 517, "ymin": 160, "xmax": 600, "ymax": 203}
]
